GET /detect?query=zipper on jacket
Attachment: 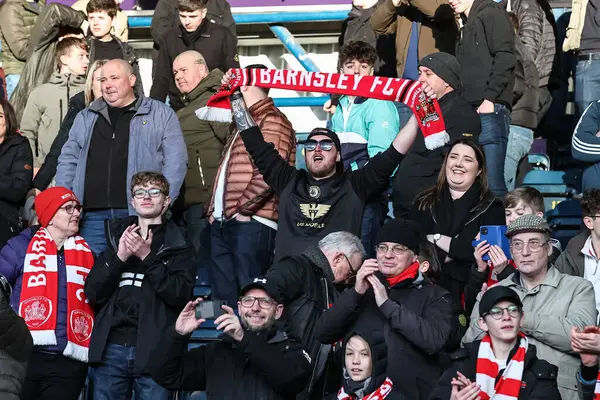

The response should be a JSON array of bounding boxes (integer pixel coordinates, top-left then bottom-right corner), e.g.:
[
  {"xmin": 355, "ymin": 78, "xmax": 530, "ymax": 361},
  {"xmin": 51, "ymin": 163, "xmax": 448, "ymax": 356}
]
[{"xmin": 196, "ymin": 150, "xmax": 206, "ymax": 187}]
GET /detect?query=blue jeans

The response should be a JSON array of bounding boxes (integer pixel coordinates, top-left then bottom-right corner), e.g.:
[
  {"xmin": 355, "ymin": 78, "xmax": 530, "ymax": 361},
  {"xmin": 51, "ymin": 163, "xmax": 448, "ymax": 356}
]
[
  {"xmin": 479, "ymin": 104, "xmax": 511, "ymax": 197},
  {"xmin": 209, "ymin": 219, "xmax": 276, "ymax": 306},
  {"xmin": 88, "ymin": 344, "xmax": 173, "ymax": 400},
  {"xmin": 504, "ymin": 125, "xmax": 534, "ymax": 191},
  {"xmin": 5, "ymin": 74, "xmax": 19, "ymax": 100},
  {"xmin": 179, "ymin": 203, "xmax": 210, "ymax": 284},
  {"xmin": 361, "ymin": 201, "xmax": 387, "ymax": 258},
  {"xmin": 80, "ymin": 208, "xmax": 130, "ymax": 255},
  {"xmin": 575, "ymin": 59, "xmax": 600, "ymax": 116}
]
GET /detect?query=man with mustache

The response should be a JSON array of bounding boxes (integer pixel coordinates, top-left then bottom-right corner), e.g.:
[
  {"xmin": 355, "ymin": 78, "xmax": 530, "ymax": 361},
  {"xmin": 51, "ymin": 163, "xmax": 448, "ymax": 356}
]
[
  {"xmin": 149, "ymin": 277, "xmax": 312, "ymax": 399},
  {"xmin": 224, "ymin": 71, "xmax": 421, "ymax": 261}
]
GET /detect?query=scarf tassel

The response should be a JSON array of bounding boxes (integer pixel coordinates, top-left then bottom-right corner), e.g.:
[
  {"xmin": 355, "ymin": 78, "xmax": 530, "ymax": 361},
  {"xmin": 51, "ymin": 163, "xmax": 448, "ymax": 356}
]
[
  {"xmin": 424, "ymin": 130, "xmax": 450, "ymax": 151},
  {"xmin": 195, "ymin": 105, "xmax": 232, "ymax": 123},
  {"xmin": 31, "ymin": 330, "xmax": 58, "ymax": 346},
  {"xmin": 64, "ymin": 341, "xmax": 90, "ymax": 363}
]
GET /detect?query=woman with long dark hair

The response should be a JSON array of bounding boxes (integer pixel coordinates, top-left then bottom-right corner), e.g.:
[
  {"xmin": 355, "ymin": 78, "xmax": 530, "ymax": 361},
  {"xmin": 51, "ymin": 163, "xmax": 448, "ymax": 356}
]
[
  {"xmin": 0, "ymin": 98, "xmax": 33, "ymax": 247},
  {"xmin": 408, "ymin": 139, "xmax": 504, "ymax": 310}
]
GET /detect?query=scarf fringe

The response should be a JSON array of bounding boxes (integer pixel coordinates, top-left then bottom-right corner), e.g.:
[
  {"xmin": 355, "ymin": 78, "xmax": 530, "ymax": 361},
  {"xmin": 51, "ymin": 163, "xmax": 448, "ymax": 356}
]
[
  {"xmin": 64, "ymin": 341, "xmax": 89, "ymax": 363},
  {"xmin": 31, "ymin": 330, "xmax": 58, "ymax": 346},
  {"xmin": 195, "ymin": 105, "xmax": 232, "ymax": 123},
  {"xmin": 424, "ymin": 130, "xmax": 450, "ymax": 151}
]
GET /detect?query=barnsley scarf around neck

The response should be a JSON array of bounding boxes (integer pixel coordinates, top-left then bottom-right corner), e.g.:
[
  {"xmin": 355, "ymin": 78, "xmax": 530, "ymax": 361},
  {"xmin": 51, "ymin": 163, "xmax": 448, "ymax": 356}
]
[
  {"xmin": 337, "ymin": 377, "xmax": 393, "ymax": 400},
  {"xmin": 386, "ymin": 262, "xmax": 420, "ymax": 287},
  {"xmin": 19, "ymin": 227, "xmax": 95, "ymax": 362},
  {"xmin": 196, "ymin": 68, "xmax": 449, "ymax": 150},
  {"xmin": 476, "ymin": 333, "xmax": 528, "ymax": 400}
]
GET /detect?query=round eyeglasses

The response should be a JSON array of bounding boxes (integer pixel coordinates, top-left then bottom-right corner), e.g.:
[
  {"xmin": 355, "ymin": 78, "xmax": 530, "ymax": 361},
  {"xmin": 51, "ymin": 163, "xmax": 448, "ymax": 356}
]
[
  {"xmin": 484, "ymin": 305, "xmax": 522, "ymax": 320},
  {"xmin": 239, "ymin": 296, "xmax": 276, "ymax": 309},
  {"xmin": 132, "ymin": 188, "xmax": 164, "ymax": 199}
]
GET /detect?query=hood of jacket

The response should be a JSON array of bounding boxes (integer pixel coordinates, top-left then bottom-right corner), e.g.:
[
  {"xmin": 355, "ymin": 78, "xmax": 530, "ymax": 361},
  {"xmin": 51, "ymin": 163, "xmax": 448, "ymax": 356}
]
[
  {"xmin": 301, "ymin": 246, "xmax": 336, "ymax": 285},
  {"xmin": 341, "ymin": 327, "xmax": 389, "ymax": 397},
  {"xmin": 182, "ymin": 68, "xmax": 223, "ymax": 105},
  {"xmin": 47, "ymin": 72, "xmax": 87, "ymax": 87}
]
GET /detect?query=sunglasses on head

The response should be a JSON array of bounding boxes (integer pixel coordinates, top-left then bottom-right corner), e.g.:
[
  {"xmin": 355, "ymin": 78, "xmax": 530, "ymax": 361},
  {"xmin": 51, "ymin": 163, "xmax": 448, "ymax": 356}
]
[{"xmin": 304, "ymin": 139, "xmax": 335, "ymax": 152}]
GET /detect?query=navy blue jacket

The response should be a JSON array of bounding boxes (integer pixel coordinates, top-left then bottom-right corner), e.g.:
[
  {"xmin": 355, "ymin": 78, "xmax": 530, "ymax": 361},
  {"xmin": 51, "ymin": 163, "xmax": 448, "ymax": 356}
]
[
  {"xmin": 572, "ymin": 100, "xmax": 600, "ymax": 191},
  {"xmin": 0, "ymin": 226, "xmax": 68, "ymax": 353}
]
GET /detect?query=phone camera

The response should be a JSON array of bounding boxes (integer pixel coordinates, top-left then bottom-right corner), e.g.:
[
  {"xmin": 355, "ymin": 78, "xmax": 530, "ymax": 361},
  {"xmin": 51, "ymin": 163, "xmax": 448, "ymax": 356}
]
[{"xmin": 481, "ymin": 227, "xmax": 488, "ymax": 235}]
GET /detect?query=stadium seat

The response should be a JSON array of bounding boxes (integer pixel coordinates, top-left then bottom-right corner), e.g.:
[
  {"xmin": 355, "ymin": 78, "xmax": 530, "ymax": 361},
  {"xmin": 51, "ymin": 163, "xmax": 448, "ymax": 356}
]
[
  {"xmin": 528, "ymin": 154, "xmax": 550, "ymax": 171},
  {"xmin": 522, "ymin": 169, "xmax": 582, "ymax": 212},
  {"xmin": 547, "ymin": 199, "xmax": 583, "ymax": 249}
]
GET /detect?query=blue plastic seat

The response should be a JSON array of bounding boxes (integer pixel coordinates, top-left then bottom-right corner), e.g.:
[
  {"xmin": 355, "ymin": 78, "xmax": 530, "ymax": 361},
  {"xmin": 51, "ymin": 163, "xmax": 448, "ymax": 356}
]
[
  {"xmin": 528, "ymin": 154, "xmax": 551, "ymax": 171},
  {"xmin": 193, "ymin": 285, "xmax": 212, "ymax": 298},
  {"xmin": 522, "ymin": 170, "xmax": 582, "ymax": 213}
]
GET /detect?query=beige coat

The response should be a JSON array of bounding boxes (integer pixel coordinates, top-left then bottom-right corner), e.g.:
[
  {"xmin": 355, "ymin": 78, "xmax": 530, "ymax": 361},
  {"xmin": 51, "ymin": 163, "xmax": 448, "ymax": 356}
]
[
  {"xmin": 463, "ymin": 266, "xmax": 597, "ymax": 400},
  {"xmin": 564, "ymin": 0, "xmax": 587, "ymax": 51},
  {"xmin": 71, "ymin": 0, "xmax": 128, "ymax": 42}
]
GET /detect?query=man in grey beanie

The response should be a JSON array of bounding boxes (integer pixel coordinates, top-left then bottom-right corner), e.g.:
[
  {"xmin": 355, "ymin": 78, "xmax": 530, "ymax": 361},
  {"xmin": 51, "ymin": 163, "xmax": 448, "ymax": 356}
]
[{"xmin": 392, "ymin": 52, "xmax": 482, "ymax": 218}]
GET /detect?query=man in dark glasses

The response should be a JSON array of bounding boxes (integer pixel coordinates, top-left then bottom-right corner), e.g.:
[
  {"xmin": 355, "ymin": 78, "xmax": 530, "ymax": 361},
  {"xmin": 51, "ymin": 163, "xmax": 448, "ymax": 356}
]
[{"xmin": 225, "ymin": 69, "xmax": 422, "ymax": 262}]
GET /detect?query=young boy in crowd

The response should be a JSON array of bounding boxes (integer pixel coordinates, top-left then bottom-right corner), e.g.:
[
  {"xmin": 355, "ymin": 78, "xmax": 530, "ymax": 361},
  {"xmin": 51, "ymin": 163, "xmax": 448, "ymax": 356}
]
[
  {"xmin": 329, "ymin": 40, "xmax": 400, "ymax": 257},
  {"xmin": 556, "ymin": 189, "xmax": 600, "ymax": 320},
  {"xmin": 86, "ymin": 0, "xmax": 142, "ymax": 93},
  {"xmin": 333, "ymin": 328, "xmax": 392, "ymax": 399},
  {"xmin": 431, "ymin": 286, "xmax": 561, "ymax": 399},
  {"xmin": 20, "ymin": 37, "xmax": 88, "ymax": 171}
]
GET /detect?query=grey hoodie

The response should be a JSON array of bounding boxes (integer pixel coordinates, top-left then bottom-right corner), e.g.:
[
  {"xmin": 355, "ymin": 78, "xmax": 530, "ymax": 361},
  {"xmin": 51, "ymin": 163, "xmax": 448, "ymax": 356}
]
[{"xmin": 20, "ymin": 72, "xmax": 85, "ymax": 167}]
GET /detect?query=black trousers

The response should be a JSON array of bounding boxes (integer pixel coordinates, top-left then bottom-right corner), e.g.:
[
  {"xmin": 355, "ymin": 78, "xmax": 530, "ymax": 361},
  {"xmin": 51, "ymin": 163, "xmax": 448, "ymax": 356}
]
[{"xmin": 21, "ymin": 350, "xmax": 88, "ymax": 400}]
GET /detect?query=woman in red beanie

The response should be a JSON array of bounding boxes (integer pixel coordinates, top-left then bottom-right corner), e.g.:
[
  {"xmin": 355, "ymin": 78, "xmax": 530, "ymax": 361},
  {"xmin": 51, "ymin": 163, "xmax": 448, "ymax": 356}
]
[{"xmin": 0, "ymin": 186, "xmax": 94, "ymax": 400}]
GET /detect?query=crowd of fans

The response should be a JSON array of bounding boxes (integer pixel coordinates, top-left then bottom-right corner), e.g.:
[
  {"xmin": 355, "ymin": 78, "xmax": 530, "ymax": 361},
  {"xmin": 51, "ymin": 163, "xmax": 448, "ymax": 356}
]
[{"xmin": 2, "ymin": 0, "xmax": 600, "ymax": 399}]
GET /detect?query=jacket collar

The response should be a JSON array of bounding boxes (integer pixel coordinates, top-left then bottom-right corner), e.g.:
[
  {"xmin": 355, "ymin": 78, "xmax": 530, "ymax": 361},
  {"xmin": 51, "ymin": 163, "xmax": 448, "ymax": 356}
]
[
  {"xmin": 182, "ymin": 70, "xmax": 221, "ymax": 104},
  {"xmin": 22, "ymin": 0, "xmax": 43, "ymax": 14},
  {"xmin": 301, "ymin": 246, "xmax": 336, "ymax": 284},
  {"xmin": 508, "ymin": 265, "xmax": 561, "ymax": 289},
  {"xmin": 340, "ymin": 95, "xmax": 369, "ymax": 106},
  {"xmin": 106, "ymin": 217, "xmax": 188, "ymax": 255},
  {"xmin": 89, "ymin": 95, "xmax": 148, "ymax": 120}
]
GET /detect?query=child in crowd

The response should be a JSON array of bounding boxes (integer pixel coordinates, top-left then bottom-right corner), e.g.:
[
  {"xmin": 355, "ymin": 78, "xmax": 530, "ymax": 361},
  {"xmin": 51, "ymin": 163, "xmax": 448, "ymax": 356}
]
[
  {"xmin": 332, "ymin": 328, "xmax": 392, "ymax": 400},
  {"xmin": 20, "ymin": 37, "xmax": 88, "ymax": 171},
  {"xmin": 86, "ymin": 0, "xmax": 142, "ymax": 93},
  {"xmin": 556, "ymin": 189, "xmax": 600, "ymax": 320},
  {"xmin": 430, "ymin": 286, "xmax": 561, "ymax": 399}
]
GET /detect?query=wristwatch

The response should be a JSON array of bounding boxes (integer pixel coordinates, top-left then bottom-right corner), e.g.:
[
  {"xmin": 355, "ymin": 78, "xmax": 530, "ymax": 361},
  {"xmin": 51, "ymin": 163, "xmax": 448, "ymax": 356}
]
[{"xmin": 433, "ymin": 233, "xmax": 441, "ymax": 246}]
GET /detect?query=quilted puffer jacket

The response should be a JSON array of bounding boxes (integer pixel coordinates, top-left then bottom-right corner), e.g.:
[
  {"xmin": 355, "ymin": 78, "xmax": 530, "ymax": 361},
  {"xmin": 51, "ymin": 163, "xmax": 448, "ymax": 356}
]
[
  {"xmin": 208, "ymin": 97, "xmax": 296, "ymax": 222},
  {"xmin": 0, "ymin": 0, "xmax": 45, "ymax": 75}
]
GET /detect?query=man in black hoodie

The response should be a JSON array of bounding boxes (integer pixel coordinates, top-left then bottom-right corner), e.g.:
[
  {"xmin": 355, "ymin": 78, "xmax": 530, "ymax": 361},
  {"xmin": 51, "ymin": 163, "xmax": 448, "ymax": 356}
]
[
  {"xmin": 84, "ymin": 171, "xmax": 196, "ymax": 400},
  {"xmin": 451, "ymin": 0, "xmax": 516, "ymax": 197},
  {"xmin": 392, "ymin": 52, "xmax": 481, "ymax": 218},
  {"xmin": 226, "ymin": 72, "xmax": 421, "ymax": 260}
]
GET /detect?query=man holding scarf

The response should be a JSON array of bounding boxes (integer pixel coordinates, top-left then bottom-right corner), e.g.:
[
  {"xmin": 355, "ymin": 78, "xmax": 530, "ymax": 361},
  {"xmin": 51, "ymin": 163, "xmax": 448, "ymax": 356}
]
[
  {"xmin": 431, "ymin": 286, "xmax": 560, "ymax": 399},
  {"xmin": 0, "ymin": 187, "xmax": 94, "ymax": 400},
  {"xmin": 314, "ymin": 219, "xmax": 453, "ymax": 399},
  {"xmin": 225, "ymin": 72, "xmax": 421, "ymax": 260}
]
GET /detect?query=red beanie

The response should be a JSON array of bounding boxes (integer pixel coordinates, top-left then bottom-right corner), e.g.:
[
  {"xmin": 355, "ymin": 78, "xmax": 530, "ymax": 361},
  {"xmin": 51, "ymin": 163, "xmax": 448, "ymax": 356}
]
[{"xmin": 35, "ymin": 187, "xmax": 80, "ymax": 228}]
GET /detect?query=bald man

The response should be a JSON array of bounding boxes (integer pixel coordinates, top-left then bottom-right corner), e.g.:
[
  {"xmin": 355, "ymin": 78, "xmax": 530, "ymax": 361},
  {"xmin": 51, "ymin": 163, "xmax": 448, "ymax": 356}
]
[
  {"xmin": 56, "ymin": 58, "xmax": 188, "ymax": 255},
  {"xmin": 172, "ymin": 50, "xmax": 229, "ymax": 269}
]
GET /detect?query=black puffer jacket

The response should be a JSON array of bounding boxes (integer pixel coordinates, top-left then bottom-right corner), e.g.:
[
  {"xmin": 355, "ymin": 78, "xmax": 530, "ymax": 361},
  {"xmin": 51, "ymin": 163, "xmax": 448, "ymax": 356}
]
[
  {"xmin": 33, "ymin": 91, "xmax": 85, "ymax": 191},
  {"xmin": 511, "ymin": 36, "xmax": 540, "ymax": 130},
  {"xmin": 0, "ymin": 279, "xmax": 33, "ymax": 400},
  {"xmin": 263, "ymin": 246, "xmax": 340, "ymax": 399},
  {"xmin": 315, "ymin": 273, "xmax": 453, "ymax": 400},
  {"xmin": 0, "ymin": 134, "xmax": 33, "ymax": 248},
  {"xmin": 84, "ymin": 217, "xmax": 196, "ymax": 373},
  {"xmin": 430, "ymin": 340, "xmax": 561, "ymax": 400},
  {"xmin": 456, "ymin": 0, "xmax": 516, "ymax": 109}
]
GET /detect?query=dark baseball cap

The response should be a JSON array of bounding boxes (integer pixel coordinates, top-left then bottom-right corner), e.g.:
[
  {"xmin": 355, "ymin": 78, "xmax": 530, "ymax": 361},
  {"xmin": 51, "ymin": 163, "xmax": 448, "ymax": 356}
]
[
  {"xmin": 479, "ymin": 286, "xmax": 523, "ymax": 317},
  {"xmin": 239, "ymin": 277, "xmax": 282, "ymax": 303}
]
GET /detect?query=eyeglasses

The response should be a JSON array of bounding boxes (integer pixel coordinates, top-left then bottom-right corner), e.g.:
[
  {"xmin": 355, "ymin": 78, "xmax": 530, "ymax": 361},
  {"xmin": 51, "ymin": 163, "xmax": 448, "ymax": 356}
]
[
  {"xmin": 483, "ymin": 305, "xmax": 522, "ymax": 320},
  {"xmin": 132, "ymin": 188, "xmax": 164, "ymax": 199},
  {"xmin": 304, "ymin": 139, "xmax": 335, "ymax": 152},
  {"xmin": 343, "ymin": 253, "xmax": 357, "ymax": 278},
  {"xmin": 60, "ymin": 204, "xmax": 82, "ymax": 214},
  {"xmin": 239, "ymin": 296, "xmax": 276, "ymax": 309},
  {"xmin": 375, "ymin": 244, "xmax": 410, "ymax": 256},
  {"xmin": 510, "ymin": 239, "xmax": 549, "ymax": 253}
]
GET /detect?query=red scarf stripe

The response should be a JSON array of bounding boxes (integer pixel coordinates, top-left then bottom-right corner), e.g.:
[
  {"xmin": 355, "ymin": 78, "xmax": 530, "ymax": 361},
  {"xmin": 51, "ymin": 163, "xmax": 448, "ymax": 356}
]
[
  {"xmin": 594, "ymin": 371, "xmax": 600, "ymax": 399},
  {"xmin": 337, "ymin": 377, "xmax": 393, "ymax": 400},
  {"xmin": 476, "ymin": 333, "xmax": 528, "ymax": 400},
  {"xmin": 386, "ymin": 262, "xmax": 420, "ymax": 287}
]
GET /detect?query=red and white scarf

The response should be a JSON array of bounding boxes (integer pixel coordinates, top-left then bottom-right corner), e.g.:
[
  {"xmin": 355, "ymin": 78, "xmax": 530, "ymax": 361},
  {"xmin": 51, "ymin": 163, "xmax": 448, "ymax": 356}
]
[
  {"xmin": 476, "ymin": 333, "xmax": 528, "ymax": 400},
  {"xmin": 337, "ymin": 377, "xmax": 393, "ymax": 400},
  {"xmin": 197, "ymin": 68, "xmax": 449, "ymax": 150},
  {"xmin": 18, "ymin": 227, "xmax": 95, "ymax": 362},
  {"xmin": 593, "ymin": 371, "xmax": 600, "ymax": 399}
]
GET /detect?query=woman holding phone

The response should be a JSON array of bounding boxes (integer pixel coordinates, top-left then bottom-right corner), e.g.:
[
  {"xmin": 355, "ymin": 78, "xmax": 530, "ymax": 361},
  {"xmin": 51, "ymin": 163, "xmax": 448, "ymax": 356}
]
[{"xmin": 408, "ymin": 139, "xmax": 505, "ymax": 311}]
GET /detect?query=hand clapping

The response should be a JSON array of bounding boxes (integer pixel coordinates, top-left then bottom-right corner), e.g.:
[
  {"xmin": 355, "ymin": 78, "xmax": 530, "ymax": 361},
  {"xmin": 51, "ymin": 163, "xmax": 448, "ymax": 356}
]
[{"xmin": 117, "ymin": 224, "xmax": 153, "ymax": 261}]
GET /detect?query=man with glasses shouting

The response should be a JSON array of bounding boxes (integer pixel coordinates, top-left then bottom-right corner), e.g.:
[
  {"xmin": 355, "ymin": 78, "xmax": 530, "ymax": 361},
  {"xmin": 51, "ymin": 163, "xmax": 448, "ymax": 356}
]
[
  {"xmin": 226, "ymin": 75, "xmax": 421, "ymax": 261},
  {"xmin": 85, "ymin": 171, "xmax": 196, "ymax": 400},
  {"xmin": 314, "ymin": 219, "xmax": 453, "ymax": 399},
  {"xmin": 149, "ymin": 277, "xmax": 311, "ymax": 399},
  {"xmin": 463, "ymin": 214, "xmax": 597, "ymax": 400}
]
